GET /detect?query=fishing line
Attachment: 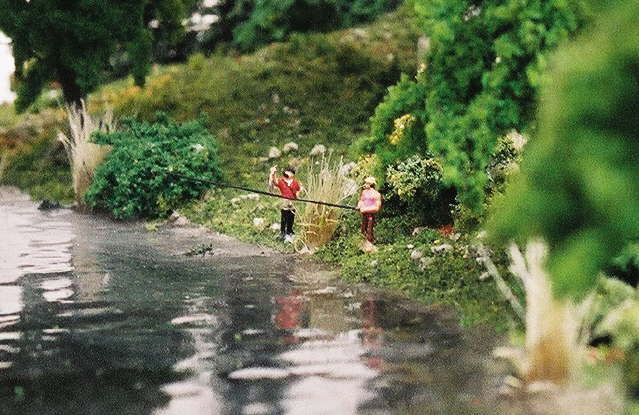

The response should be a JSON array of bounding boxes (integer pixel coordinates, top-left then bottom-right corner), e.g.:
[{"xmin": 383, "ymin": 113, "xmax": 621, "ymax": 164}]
[{"xmin": 167, "ymin": 171, "xmax": 358, "ymax": 211}]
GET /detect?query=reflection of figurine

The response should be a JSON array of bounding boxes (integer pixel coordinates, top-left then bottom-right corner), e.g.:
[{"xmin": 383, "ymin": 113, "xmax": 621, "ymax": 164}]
[
  {"xmin": 275, "ymin": 290, "xmax": 304, "ymax": 344},
  {"xmin": 357, "ymin": 177, "xmax": 382, "ymax": 253},
  {"xmin": 361, "ymin": 298, "xmax": 384, "ymax": 370}
]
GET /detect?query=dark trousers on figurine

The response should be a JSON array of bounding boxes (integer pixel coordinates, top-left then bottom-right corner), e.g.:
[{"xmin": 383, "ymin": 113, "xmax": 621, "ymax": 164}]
[
  {"xmin": 361, "ymin": 213, "xmax": 375, "ymax": 243},
  {"xmin": 280, "ymin": 209, "xmax": 295, "ymax": 237}
]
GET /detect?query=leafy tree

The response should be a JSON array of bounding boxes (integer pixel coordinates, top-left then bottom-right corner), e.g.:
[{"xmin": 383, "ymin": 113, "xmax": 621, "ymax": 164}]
[
  {"xmin": 415, "ymin": 0, "xmax": 589, "ymax": 208},
  {"xmin": 488, "ymin": 0, "xmax": 639, "ymax": 299},
  {"xmin": 364, "ymin": 0, "xmax": 591, "ymax": 209},
  {"xmin": 0, "ymin": 0, "xmax": 193, "ymax": 111}
]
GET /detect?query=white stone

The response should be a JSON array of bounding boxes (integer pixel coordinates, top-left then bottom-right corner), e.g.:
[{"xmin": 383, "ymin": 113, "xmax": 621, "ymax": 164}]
[
  {"xmin": 269, "ymin": 223, "xmax": 280, "ymax": 231},
  {"xmin": 174, "ymin": 216, "xmax": 189, "ymax": 227},
  {"xmin": 253, "ymin": 218, "xmax": 265, "ymax": 228},
  {"xmin": 412, "ymin": 227, "xmax": 427, "ymax": 236},
  {"xmin": 268, "ymin": 146, "xmax": 281, "ymax": 159},
  {"xmin": 430, "ymin": 244, "xmax": 453, "ymax": 254},
  {"xmin": 410, "ymin": 249, "xmax": 423, "ymax": 261},
  {"xmin": 282, "ymin": 142, "xmax": 298, "ymax": 153},
  {"xmin": 240, "ymin": 193, "xmax": 260, "ymax": 200},
  {"xmin": 309, "ymin": 144, "xmax": 326, "ymax": 157}
]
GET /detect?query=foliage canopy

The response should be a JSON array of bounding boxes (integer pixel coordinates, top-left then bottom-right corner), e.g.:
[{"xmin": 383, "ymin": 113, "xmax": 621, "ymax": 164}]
[
  {"xmin": 363, "ymin": 0, "xmax": 590, "ymax": 209},
  {"xmin": 0, "ymin": 0, "xmax": 194, "ymax": 111}
]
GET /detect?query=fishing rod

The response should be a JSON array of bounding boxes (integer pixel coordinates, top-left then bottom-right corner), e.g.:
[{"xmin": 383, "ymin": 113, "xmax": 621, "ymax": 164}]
[{"xmin": 167, "ymin": 171, "xmax": 359, "ymax": 211}]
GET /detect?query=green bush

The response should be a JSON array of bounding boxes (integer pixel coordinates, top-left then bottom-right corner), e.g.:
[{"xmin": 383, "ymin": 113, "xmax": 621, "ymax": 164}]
[{"xmin": 85, "ymin": 115, "xmax": 222, "ymax": 219}]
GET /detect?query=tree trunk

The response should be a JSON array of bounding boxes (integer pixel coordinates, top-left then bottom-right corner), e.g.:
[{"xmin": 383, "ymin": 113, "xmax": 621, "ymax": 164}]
[{"xmin": 57, "ymin": 66, "xmax": 84, "ymax": 108}]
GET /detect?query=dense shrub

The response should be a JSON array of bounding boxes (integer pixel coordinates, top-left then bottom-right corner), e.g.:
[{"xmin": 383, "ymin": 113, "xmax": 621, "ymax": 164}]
[
  {"xmin": 85, "ymin": 115, "xmax": 222, "ymax": 219},
  {"xmin": 231, "ymin": 0, "xmax": 403, "ymax": 51},
  {"xmin": 362, "ymin": 0, "xmax": 590, "ymax": 210},
  {"xmin": 384, "ymin": 155, "xmax": 455, "ymax": 226},
  {"xmin": 355, "ymin": 73, "xmax": 428, "ymax": 177},
  {"xmin": 489, "ymin": 0, "xmax": 639, "ymax": 299}
]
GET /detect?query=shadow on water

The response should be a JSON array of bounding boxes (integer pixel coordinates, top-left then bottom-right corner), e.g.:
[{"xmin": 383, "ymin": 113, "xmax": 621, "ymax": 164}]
[{"xmin": 0, "ymin": 187, "xmax": 503, "ymax": 415}]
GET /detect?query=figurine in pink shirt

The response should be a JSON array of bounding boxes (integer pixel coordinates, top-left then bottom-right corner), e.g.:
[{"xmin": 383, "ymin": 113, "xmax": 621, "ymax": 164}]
[{"xmin": 357, "ymin": 177, "xmax": 382, "ymax": 246}]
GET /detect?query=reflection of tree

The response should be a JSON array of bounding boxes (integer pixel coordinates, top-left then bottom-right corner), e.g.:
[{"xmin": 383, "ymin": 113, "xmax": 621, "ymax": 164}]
[{"xmin": 70, "ymin": 216, "xmax": 111, "ymax": 302}]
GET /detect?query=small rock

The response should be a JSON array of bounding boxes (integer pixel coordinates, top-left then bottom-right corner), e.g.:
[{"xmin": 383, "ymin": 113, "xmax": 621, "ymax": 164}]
[
  {"xmin": 412, "ymin": 227, "xmax": 427, "ymax": 236},
  {"xmin": 430, "ymin": 244, "xmax": 453, "ymax": 254},
  {"xmin": 173, "ymin": 215, "xmax": 189, "ymax": 226},
  {"xmin": 352, "ymin": 28, "xmax": 369, "ymax": 40},
  {"xmin": 410, "ymin": 249, "xmax": 423, "ymax": 261},
  {"xmin": 370, "ymin": 260, "xmax": 379, "ymax": 267},
  {"xmin": 309, "ymin": 144, "xmax": 326, "ymax": 157},
  {"xmin": 268, "ymin": 146, "xmax": 281, "ymax": 159},
  {"xmin": 406, "ymin": 244, "xmax": 415, "ymax": 249},
  {"xmin": 230, "ymin": 197, "xmax": 241, "ymax": 205},
  {"xmin": 282, "ymin": 142, "xmax": 298, "ymax": 153},
  {"xmin": 168, "ymin": 211, "xmax": 181, "ymax": 222},
  {"xmin": 269, "ymin": 223, "xmax": 280, "ymax": 231},
  {"xmin": 479, "ymin": 271, "xmax": 490, "ymax": 281},
  {"xmin": 253, "ymin": 218, "xmax": 265, "ymax": 229},
  {"xmin": 362, "ymin": 241, "xmax": 378, "ymax": 254},
  {"xmin": 272, "ymin": 93, "xmax": 280, "ymax": 104}
]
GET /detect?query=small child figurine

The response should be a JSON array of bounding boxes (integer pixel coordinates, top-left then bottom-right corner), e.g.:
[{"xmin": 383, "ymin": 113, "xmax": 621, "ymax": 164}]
[{"xmin": 357, "ymin": 177, "xmax": 382, "ymax": 252}]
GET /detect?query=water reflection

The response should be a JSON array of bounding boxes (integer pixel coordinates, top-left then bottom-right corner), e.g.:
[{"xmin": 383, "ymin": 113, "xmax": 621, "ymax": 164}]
[{"xmin": 0, "ymin": 188, "xmax": 500, "ymax": 414}]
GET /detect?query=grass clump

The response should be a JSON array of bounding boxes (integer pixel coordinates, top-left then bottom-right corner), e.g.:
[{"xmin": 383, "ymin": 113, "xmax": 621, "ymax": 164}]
[
  {"xmin": 57, "ymin": 101, "xmax": 114, "ymax": 207},
  {"xmin": 297, "ymin": 155, "xmax": 357, "ymax": 251}
]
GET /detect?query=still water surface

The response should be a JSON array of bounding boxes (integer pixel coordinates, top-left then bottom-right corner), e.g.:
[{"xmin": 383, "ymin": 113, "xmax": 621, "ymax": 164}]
[{"xmin": 0, "ymin": 187, "xmax": 500, "ymax": 414}]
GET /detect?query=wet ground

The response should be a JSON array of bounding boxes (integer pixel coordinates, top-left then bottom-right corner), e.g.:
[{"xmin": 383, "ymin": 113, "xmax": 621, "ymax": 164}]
[{"xmin": 0, "ymin": 187, "xmax": 503, "ymax": 414}]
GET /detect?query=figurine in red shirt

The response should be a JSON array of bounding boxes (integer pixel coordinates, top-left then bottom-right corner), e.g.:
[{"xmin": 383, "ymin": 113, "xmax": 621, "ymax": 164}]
[{"xmin": 269, "ymin": 165, "xmax": 302, "ymax": 242}]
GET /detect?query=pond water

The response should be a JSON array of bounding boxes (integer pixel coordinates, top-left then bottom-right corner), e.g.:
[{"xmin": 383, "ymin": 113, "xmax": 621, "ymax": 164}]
[{"xmin": 0, "ymin": 187, "xmax": 503, "ymax": 414}]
